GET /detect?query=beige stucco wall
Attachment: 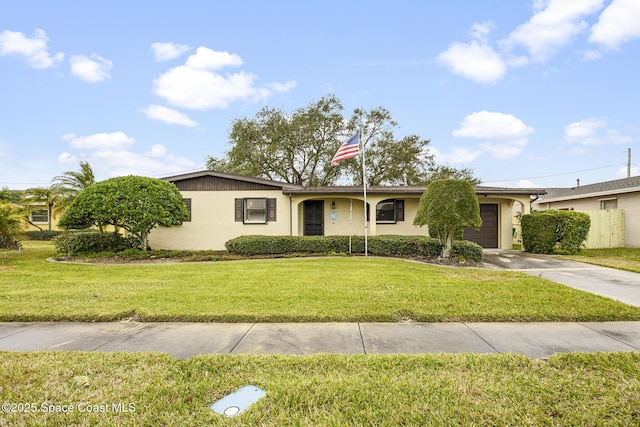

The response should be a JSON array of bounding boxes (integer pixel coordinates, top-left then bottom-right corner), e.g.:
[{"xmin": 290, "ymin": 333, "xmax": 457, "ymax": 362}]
[
  {"xmin": 292, "ymin": 195, "xmax": 427, "ymax": 237},
  {"xmin": 533, "ymin": 192, "xmax": 640, "ymax": 247},
  {"xmin": 148, "ymin": 190, "xmax": 292, "ymax": 250},
  {"xmin": 149, "ymin": 190, "xmax": 529, "ymax": 250}
]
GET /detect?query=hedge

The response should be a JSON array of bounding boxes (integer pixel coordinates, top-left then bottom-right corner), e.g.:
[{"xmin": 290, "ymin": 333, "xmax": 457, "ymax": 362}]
[
  {"xmin": 521, "ymin": 210, "xmax": 591, "ymax": 254},
  {"xmin": 53, "ymin": 232, "xmax": 138, "ymax": 256},
  {"xmin": 225, "ymin": 235, "xmax": 483, "ymax": 262},
  {"xmin": 25, "ymin": 230, "xmax": 65, "ymax": 241}
]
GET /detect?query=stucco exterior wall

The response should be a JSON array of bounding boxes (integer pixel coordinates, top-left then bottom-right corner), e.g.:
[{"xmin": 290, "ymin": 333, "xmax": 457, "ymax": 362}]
[{"xmin": 148, "ymin": 190, "xmax": 291, "ymax": 250}]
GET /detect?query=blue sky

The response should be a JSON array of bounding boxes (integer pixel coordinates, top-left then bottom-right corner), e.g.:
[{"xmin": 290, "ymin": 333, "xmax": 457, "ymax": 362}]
[{"xmin": 1, "ymin": 0, "xmax": 639, "ymax": 190}]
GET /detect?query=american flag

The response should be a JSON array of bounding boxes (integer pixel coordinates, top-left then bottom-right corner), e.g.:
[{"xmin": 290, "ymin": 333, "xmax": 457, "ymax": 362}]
[{"xmin": 331, "ymin": 131, "xmax": 360, "ymax": 166}]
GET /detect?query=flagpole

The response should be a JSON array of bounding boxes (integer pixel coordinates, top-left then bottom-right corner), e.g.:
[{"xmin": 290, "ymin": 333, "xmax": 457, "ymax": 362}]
[
  {"xmin": 349, "ymin": 198, "xmax": 353, "ymax": 254},
  {"xmin": 360, "ymin": 128, "xmax": 368, "ymax": 256}
]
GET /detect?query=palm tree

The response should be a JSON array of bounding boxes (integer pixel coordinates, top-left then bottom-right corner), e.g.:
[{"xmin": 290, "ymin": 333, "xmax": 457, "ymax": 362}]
[
  {"xmin": 52, "ymin": 161, "xmax": 96, "ymax": 210},
  {"xmin": 21, "ymin": 185, "xmax": 65, "ymax": 231},
  {"xmin": 0, "ymin": 201, "xmax": 27, "ymax": 248}
]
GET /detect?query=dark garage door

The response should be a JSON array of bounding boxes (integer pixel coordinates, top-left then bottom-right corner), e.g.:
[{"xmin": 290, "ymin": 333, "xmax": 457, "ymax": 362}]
[{"xmin": 464, "ymin": 204, "xmax": 498, "ymax": 248}]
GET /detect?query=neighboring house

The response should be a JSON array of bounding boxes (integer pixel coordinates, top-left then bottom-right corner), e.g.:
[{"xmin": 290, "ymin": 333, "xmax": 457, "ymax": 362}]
[
  {"xmin": 148, "ymin": 170, "xmax": 546, "ymax": 251},
  {"xmin": 533, "ymin": 176, "xmax": 640, "ymax": 248},
  {"xmin": 25, "ymin": 203, "xmax": 61, "ymax": 231}
]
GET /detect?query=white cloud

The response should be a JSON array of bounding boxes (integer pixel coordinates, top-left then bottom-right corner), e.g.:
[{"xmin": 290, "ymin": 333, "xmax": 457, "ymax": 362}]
[
  {"xmin": 153, "ymin": 47, "xmax": 297, "ymax": 110},
  {"xmin": 502, "ymin": 0, "xmax": 605, "ymax": 62},
  {"xmin": 479, "ymin": 138, "xmax": 528, "ymax": 160},
  {"xmin": 184, "ymin": 47, "xmax": 242, "ymax": 70},
  {"xmin": 437, "ymin": 41, "xmax": 506, "ymax": 84},
  {"xmin": 430, "ymin": 146, "xmax": 483, "ymax": 164},
  {"xmin": 453, "ymin": 111, "xmax": 534, "ymax": 140},
  {"xmin": 440, "ymin": 111, "xmax": 535, "ymax": 161},
  {"xmin": 90, "ymin": 146, "xmax": 196, "ymax": 178},
  {"xmin": 62, "ymin": 132, "xmax": 135, "ymax": 150},
  {"xmin": 564, "ymin": 118, "xmax": 635, "ymax": 146},
  {"xmin": 589, "ymin": 0, "xmax": 640, "ymax": 49},
  {"xmin": 60, "ymin": 133, "xmax": 197, "ymax": 178},
  {"xmin": 151, "ymin": 42, "xmax": 191, "ymax": 61},
  {"xmin": 70, "ymin": 53, "xmax": 112, "ymax": 82},
  {"xmin": 0, "ymin": 28, "xmax": 64, "ymax": 69},
  {"xmin": 57, "ymin": 152, "xmax": 77, "ymax": 163},
  {"xmin": 143, "ymin": 105, "xmax": 197, "ymax": 127}
]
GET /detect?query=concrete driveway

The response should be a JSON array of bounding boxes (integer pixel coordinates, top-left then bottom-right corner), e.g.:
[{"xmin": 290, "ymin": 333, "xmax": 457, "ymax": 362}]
[{"xmin": 483, "ymin": 250, "xmax": 640, "ymax": 307}]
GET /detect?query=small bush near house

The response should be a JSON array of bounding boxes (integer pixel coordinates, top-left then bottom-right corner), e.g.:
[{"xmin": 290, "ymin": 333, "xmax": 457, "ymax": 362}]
[
  {"xmin": 25, "ymin": 230, "xmax": 64, "ymax": 241},
  {"xmin": 451, "ymin": 240, "xmax": 484, "ymax": 262},
  {"xmin": 53, "ymin": 232, "xmax": 138, "ymax": 256},
  {"xmin": 225, "ymin": 235, "xmax": 483, "ymax": 262},
  {"xmin": 521, "ymin": 210, "xmax": 591, "ymax": 254}
]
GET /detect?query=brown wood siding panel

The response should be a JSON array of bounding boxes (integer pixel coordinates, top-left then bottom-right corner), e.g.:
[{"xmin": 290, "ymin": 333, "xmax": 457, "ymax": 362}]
[{"xmin": 173, "ymin": 176, "xmax": 281, "ymax": 191}]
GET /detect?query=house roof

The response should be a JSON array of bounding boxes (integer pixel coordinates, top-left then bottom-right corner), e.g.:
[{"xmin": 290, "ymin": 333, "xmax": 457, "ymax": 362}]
[
  {"xmin": 537, "ymin": 176, "xmax": 640, "ymax": 203},
  {"xmin": 162, "ymin": 170, "xmax": 546, "ymax": 197},
  {"xmin": 161, "ymin": 170, "xmax": 302, "ymax": 191},
  {"xmin": 283, "ymin": 185, "xmax": 546, "ymax": 196}
]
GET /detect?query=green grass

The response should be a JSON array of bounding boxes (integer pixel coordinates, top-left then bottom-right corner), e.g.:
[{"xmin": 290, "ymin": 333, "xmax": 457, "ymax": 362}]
[
  {"xmin": 0, "ymin": 351, "xmax": 639, "ymax": 426},
  {"xmin": 2, "ymin": 242, "xmax": 640, "ymax": 322},
  {"xmin": 562, "ymin": 248, "xmax": 640, "ymax": 273}
]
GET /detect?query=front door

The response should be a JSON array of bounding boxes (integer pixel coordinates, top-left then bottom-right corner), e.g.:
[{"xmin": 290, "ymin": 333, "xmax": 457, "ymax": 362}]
[{"xmin": 303, "ymin": 201, "xmax": 324, "ymax": 236}]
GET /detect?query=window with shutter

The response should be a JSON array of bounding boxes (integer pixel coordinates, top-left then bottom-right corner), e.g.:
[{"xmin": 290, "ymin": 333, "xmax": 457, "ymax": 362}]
[{"xmin": 182, "ymin": 198, "xmax": 192, "ymax": 222}]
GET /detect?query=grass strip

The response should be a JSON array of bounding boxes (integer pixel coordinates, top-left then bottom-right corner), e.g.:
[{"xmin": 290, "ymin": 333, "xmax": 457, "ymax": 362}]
[
  {"xmin": 2, "ymin": 243, "xmax": 640, "ymax": 322},
  {"xmin": 1, "ymin": 351, "xmax": 639, "ymax": 426},
  {"xmin": 561, "ymin": 248, "xmax": 640, "ymax": 273}
]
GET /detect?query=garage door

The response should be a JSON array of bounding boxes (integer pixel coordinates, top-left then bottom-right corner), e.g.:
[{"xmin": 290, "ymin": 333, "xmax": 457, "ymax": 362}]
[{"xmin": 464, "ymin": 204, "xmax": 498, "ymax": 248}]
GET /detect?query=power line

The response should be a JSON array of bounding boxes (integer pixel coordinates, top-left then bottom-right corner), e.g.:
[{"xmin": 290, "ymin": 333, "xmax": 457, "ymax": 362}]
[{"xmin": 484, "ymin": 162, "xmax": 625, "ymax": 184}]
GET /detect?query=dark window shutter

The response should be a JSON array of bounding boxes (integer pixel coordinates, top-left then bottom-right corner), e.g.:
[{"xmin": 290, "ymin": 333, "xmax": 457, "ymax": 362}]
[
  {"xmin": 267, "ymin": 198, "xmax": 277, "ymax": 222},
  {"xmin": 396, "ymin": 200, "xmax": 404, "ymax": 221},
  {"xmin": 235, "ymin": 198, "xmax": 243, "ymax": 221},
  {"xmin": 182, "ymin": 198, "xmax": 192, "ymax": 222}
]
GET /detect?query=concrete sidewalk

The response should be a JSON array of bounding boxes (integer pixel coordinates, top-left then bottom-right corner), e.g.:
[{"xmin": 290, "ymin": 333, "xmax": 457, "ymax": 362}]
[{"xmin": 1, "ymin": 321, "xmax": 639, "ymax": 360}]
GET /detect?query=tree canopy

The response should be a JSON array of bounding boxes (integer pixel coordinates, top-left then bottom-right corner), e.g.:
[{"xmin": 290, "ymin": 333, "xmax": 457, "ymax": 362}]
[
  {"xmin": 0, "ymin": 202, "xmax": 26, "ymax": 249},
  {"xmin": 206, "ymin": 95, "xmax": 477, "ymax": 186},
  {"xmin": 58, "ymin": 176, "xmax": 189, "ymax": 249},
  {"xmin": 414, "ymin": 179, "xmax": 482, "ymax": 258}
]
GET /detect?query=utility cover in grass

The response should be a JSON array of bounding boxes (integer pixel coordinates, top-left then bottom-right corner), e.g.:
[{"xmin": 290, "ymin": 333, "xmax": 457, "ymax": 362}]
[{"xmin": 210, "ymin": 385, "xmax": 266, "ymax": 417}]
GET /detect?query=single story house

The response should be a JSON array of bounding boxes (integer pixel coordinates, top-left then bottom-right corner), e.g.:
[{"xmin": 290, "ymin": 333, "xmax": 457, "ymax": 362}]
[
  {"xmin": 532, "ymin": 176, "xmax": 640, "ymax": 248},
  {"xmin": 148, "ymin": 170, "xmax": 546, "ymax": 251}
]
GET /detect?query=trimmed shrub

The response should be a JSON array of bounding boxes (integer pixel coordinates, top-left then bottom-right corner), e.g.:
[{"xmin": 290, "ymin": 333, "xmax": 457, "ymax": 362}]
[
  {"xmin": 53, "ymin": 232, "xmax": 138, "ymax": 256},
  {"xmin": 25, "ymin": 230, "xmax": 65, "ymax": 241},
  {"xmin": 556, "ymin": 211, "xmax": 591, "ymax": 253},
  {"xmin": 451, "ymin": 240, "xmax": 483, "ymax": 262},
  {"xmin": 521, "ymin": 212, "xmax": 558, "ymax": 254},
  {"xmin": 225, "ymin": 235, "xmax": 483, "ymax": 262},
  {"xmin": 521, "ymin": 210, "xmax": 591, "ymax": 254}
]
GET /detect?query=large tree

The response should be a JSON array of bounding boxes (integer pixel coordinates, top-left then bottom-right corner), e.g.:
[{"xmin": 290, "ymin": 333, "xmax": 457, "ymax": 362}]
[
  {"xmin": 205, "ymin": 95, "xmax": 472, "ymax": 187},
  {"xmin": 414, "ymin": 179, "xmax": 482, "ymax": 258},
  {"xmin": 345, "ymin": 106, "xmax": 433, "ymax": 186},
  {"xmin": 207, "ymin": 95, "xmax": 345, "ymax": 186},
  {"xmin": 58, "ymin": 176, "xmax": 189, "ymax": 249}
]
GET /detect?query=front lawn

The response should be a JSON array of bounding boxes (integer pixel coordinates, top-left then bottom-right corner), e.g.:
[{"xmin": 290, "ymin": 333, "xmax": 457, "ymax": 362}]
[
  {"xmin": 2, "ymin": 242, "xmax": 640, "ymax": 322},
  {"xmin": 1, "ymin": 351, "xmax": 639, "ymax": 426},
  {"xmin": 562, "ymin": 248, "xmax": 640, "ymax": 273}
]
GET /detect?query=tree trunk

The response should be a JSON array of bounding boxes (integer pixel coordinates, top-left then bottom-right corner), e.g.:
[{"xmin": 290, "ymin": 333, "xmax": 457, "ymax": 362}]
[{"xmin": 442, "ymin": 231, "xmax": 453, "ymax": 258}]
